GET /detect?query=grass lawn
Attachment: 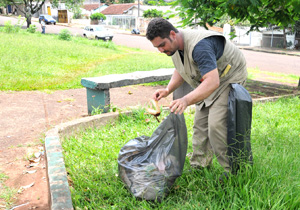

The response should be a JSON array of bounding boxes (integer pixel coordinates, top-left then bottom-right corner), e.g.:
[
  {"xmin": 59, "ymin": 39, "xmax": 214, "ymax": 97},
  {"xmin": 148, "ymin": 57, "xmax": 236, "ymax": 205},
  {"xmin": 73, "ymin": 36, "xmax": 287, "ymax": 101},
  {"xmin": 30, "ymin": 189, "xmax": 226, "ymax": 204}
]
[
  {"xmin": 0, "ymin": 31, "xmax": 174, "ymax": 91},
  {"xmin": 62, "ymin": 97, "xmax": 300, "ymax": 209}
]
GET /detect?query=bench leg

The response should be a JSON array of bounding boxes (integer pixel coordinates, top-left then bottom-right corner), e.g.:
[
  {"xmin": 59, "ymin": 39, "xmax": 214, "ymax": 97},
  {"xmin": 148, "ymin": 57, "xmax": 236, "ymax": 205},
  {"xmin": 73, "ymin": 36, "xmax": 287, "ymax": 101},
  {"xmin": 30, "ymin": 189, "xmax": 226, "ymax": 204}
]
[{"xmin": 86, "ymin": 88, "xmax": 110, "ymax": 115}]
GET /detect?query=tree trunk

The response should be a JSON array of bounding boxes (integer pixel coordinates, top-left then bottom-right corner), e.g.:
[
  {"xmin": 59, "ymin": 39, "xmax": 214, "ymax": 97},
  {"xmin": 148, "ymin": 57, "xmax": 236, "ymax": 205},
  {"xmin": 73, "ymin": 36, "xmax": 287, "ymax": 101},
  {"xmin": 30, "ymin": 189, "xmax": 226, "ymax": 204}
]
[
  {"xmin": 283, "ymin": 27, "xmax": 287, "ymax": 49},
  {"xmin": 25, "ymin": 13, "xmax": 32, "ymax": 28}
]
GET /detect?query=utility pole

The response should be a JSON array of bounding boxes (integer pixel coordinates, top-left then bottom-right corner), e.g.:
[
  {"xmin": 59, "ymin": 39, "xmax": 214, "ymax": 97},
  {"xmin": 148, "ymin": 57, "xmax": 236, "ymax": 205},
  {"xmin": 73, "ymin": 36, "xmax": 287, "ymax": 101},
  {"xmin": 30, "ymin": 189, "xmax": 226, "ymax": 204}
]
[
  {"xmin": 138, "ymin": 0, "xmax": 140, "ymax": 17},
  {"xmin": 99, "ymin": 0, "xmax": 101, "ymax": 13},
  {"xmin": 137, "ymin": 0, "xmax": 140, "ymax": 30}
]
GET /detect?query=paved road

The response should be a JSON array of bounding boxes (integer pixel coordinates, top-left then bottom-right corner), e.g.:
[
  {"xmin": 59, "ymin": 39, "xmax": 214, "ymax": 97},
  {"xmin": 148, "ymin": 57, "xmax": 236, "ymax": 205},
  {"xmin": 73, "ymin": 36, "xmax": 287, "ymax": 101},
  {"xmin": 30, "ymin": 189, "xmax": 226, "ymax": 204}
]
[
  {"xmin": 1, "ymin": 15, "xmax": 299, "ymax": 77},
  {"xmin": 241, "ymin": 49, "xmax": 299, "ymax": 76}
]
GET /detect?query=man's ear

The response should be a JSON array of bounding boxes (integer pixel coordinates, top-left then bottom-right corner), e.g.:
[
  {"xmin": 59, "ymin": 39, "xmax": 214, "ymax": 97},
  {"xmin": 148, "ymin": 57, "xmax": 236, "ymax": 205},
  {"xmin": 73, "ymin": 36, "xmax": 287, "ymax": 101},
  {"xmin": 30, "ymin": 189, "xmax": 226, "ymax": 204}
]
[{"xmin": 169, "ymin": 30, "xmax": 176, "ymax": 40}]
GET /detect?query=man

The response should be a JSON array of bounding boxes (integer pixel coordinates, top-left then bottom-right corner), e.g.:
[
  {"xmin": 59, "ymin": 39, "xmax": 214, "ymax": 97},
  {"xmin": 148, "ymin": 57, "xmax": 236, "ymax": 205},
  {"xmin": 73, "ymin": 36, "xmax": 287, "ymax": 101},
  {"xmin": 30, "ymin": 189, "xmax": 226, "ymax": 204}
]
[
  {"xmin": 146, "ymin": 18, "xmax": 248, "ymax": 177},
  {"xmin": 41, "ymin": 18, "xmax": 46, "ymax": 34}
]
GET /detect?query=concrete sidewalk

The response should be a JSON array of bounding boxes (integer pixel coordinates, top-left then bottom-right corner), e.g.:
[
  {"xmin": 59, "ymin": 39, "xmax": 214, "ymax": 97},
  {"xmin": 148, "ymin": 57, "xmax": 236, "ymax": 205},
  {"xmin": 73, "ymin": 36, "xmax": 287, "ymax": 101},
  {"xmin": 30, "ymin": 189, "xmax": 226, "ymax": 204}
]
[{"xmin": 240, "ymin": 46, "xmax": 300, "ymax": 57}]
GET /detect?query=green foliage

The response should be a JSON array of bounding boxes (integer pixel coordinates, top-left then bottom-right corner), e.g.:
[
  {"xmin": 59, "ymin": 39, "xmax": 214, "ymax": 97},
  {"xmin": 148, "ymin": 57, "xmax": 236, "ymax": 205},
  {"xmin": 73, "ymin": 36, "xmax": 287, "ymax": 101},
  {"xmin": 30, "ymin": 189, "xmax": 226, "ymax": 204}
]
[
  {"xmin": 51, "ymin": 0, "xmax": 84, "ymax": 14},
  {"xmin": 73, "ymin": 7, "xmax": 83, "ymax": 19},
  {"xmin": 0, "ymin": 172, "xmax": 17, "ymax": 209},
  {"xmin": 58, "ymin": 29, "xmax": 72, "ymax": 41},
  {"xmin": 2, "ymin": 21, "xmax": 14, "ymax": 33},
  {"xmin": 90, "ymin": 12, "xmax": 106, "ymax": 20},
  {"xmin": 172, "ymin": 0, "xmax": 300, "ymax": 32},
  {"xmin": 27, "ymin": 24, "xmax": 37, "ymax": 33},
  {"xmin": 143, "ymin": 0, "xmax": 171, "ymax": 6},
  {"xmin": 1, "ymin": 18, "xmax": 24, "ymax": 33},
  {"xmin": 91, "ymin": 104, "xmax": 119, "ymax": 115},
  {"xmin": 118, "ymin": 0, "xmax": 134, "ymax": 3},
  {"xmin": 143, "ymin": 9, "xmax": 163, "ymax": 18}
]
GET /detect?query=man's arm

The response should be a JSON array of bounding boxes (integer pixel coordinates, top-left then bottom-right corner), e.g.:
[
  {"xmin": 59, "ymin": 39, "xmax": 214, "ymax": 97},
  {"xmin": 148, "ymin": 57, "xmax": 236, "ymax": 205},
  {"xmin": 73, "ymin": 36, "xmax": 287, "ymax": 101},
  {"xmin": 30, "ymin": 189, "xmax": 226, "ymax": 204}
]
[
  {"xmin": 152, "ymin": 69, "xmax": 184, "ymax": 101},
  {"xmin": 169, "ymin": 68, "xmax": 219, "ymax": 114}
]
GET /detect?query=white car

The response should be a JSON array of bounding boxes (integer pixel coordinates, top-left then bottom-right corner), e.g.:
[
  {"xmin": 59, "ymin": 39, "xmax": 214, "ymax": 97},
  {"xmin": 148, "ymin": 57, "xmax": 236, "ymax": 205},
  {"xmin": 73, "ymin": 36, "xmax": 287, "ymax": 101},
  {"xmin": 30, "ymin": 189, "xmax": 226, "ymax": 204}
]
[{"xmin": 83, "ymin": 25, "xmax": 114, "ymax": 41}]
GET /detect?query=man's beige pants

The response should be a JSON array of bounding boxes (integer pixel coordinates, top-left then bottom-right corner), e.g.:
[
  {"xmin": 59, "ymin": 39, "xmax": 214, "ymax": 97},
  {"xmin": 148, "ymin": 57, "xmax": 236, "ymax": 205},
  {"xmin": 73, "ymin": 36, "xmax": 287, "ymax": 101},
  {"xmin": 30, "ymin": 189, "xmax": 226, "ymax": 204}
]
[{"xmin": 190, "ymin": 86, "xmax": 231, "ymax": 172}]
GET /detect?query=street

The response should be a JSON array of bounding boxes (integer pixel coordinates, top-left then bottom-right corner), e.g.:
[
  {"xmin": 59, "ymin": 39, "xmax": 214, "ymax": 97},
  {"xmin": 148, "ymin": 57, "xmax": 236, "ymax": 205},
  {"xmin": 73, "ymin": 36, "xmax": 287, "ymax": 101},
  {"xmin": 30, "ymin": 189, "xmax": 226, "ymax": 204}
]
[{"xmin": 1, "ymin": 15, "xmax": 299, "ymax": 76}]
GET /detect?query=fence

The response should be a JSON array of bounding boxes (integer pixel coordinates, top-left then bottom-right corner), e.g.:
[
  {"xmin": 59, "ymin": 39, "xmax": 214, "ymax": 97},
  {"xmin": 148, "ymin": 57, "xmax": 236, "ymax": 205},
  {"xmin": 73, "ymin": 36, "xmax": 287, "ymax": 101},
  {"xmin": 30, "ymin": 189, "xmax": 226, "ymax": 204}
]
[{"xmin": 106, "ymin": 15, "xmax": 136, "ymax": 30}]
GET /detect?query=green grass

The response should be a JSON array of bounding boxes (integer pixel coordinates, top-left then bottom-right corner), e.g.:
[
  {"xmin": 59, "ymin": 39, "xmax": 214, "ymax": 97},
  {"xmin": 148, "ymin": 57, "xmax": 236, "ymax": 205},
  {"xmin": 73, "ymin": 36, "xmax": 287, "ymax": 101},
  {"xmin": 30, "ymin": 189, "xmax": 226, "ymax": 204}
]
[
  {"xmin": 0, "ymin": 31, "xmax": 174, "ymax": 91},
  {"xmin": 62, "ymin": 97, "xmax": 300, "ymax": 209},
  {"xmin": 1, "ymin": 30, "xmax": 298, "ymax": 91},
  {"xmin": 248, "ymin": 68, "xmax": 299, "ymax": 85},
  {"xmin": 0, "ymin": 172, "xmax": 17, "ymax": 209}
]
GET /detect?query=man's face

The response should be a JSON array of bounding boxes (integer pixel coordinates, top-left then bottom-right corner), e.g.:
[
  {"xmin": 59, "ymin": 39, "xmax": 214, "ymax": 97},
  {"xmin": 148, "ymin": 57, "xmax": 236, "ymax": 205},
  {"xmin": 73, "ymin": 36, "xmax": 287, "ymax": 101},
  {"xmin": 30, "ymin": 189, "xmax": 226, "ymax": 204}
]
[{"xmin": 150, "ymin": 32, "xmax": 178, "ymax": 56}]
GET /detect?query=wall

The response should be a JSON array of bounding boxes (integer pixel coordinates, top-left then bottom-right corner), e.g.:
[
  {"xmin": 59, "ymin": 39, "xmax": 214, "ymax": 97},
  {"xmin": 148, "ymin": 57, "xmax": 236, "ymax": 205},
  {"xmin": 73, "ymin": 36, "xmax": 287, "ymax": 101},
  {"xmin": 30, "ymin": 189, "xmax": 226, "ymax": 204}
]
[{"xmin": 223, "ymin": 24, "xmax": 263, "ymax": 47}]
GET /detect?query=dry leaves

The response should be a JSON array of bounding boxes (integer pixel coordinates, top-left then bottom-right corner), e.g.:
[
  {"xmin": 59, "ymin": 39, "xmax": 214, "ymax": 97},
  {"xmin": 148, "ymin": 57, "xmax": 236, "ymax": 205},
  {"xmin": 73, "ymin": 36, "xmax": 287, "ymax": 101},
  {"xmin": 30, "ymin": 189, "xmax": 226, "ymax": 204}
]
[
  {"xmin": 145, "ymin": 99, "xmax": 161, "ymax": 122},
  {"xmin": 18, "ymin": 182, "xmax": 35, "ymax": 194}
]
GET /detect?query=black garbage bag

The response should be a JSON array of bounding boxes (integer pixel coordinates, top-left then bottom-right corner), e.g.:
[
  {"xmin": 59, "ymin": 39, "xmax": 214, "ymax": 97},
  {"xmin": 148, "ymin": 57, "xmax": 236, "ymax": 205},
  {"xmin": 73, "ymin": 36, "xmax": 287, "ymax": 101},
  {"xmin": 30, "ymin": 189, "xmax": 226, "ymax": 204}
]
[
  {"xmin": 227, "ymin": 83, "xmax": 253, "ymax": 174},
  {"xmin": 118, "ymin": 113, "xmax": 188, "ymax": 201}
]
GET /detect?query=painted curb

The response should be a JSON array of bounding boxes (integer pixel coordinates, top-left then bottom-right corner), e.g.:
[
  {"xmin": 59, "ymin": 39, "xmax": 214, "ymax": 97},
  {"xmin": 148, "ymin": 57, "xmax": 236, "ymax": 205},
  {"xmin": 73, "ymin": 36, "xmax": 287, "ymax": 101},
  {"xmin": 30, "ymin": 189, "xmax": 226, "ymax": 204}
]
[
  {"xmin": 44, "ymin": 93, "xmax": 299, "ymax": 209},
  {"xmin": 45, "ymin": 111, "xmax": 131, "ymax": 210}
]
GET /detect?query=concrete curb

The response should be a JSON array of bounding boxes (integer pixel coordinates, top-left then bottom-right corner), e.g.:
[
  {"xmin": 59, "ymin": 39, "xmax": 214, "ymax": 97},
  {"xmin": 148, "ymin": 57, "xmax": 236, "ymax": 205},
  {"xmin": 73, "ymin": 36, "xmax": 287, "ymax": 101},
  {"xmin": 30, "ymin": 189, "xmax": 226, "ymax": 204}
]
[
  {"xmin": 240, "ymin": 47, "xmax": 300, "ymax": 57},
  {"xmin": 44, "ymin": 93, "xmax": 299, "ymax": 209},
  {"xmin": 45, "ymin": 111, "xmax": 131, "ymax": 210}
]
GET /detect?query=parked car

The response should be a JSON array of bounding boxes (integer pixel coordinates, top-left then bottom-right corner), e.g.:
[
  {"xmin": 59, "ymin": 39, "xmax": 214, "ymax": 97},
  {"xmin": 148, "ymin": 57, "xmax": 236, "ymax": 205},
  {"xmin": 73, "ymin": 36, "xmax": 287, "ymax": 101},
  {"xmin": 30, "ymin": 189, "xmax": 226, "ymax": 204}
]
[
  {"xmin": 131, "ymin": 28, "xmax": 140, "ymax": 34},
  {"xmin": 39, "ymin": 14, "xmax": 56, "ymax": 25},
  {"xmin": 83, "ymin": 25, "xmax": 114, "ymax": 41}
]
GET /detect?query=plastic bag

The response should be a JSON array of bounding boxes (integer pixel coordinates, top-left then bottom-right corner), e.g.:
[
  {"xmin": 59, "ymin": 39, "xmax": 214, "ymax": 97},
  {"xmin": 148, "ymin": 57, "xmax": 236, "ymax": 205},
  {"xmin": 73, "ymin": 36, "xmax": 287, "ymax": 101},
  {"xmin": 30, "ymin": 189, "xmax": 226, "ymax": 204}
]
[
  {"xmin": 227, "ymin": 83, "xmax": 253, "ymax": 174},
  {"xmin": 118, "ymin": 113, "xmax": 188, "ymax": 201}
]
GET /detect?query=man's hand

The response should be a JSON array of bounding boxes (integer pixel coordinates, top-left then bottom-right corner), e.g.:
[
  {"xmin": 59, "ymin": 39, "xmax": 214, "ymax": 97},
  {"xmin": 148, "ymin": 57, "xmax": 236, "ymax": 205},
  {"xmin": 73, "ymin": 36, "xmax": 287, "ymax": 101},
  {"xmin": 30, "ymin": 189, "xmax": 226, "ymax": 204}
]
[
  {"xmin": 169, "ymin": 97, "xmax": 188, "ymax": 115},
  {"xmin": 152, "ymin": 88, "xmax": 169, "ymax": 101}
]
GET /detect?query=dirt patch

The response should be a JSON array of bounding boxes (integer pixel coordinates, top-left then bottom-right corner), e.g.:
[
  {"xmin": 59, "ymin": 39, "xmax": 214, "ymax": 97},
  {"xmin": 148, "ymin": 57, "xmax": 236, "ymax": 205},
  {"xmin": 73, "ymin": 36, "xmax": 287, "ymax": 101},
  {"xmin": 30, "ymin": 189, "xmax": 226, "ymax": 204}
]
[
  {"xmin": 0, "ymin": 81, "xmax": 298, "ymax": 210},
  {"xmin": 245, "ymin": 79, "xmax": 297, "ymax": 98}
]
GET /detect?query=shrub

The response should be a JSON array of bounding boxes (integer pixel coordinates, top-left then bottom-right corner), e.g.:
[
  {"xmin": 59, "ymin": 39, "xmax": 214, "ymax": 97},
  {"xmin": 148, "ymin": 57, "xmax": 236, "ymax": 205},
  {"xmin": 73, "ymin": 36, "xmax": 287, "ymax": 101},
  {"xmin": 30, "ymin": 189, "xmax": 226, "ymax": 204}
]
[
  {"xmin": 3, "ymin": 21, "xmax": 15, "ymax": 33},
  {"xmin": 14, "ymin": 16, "xmax": 25, "ymax": 32},
  {"xmin": 73, "ymin": 11, "xmax": 83, "ymax": 19},
  {"xmin": 73, "ymin": 13, "xmax": 82, "ymax": 19},
  {"xmin": 90, "ymin": 13, "xmax": 106, "ymax": 20},
  {"xmin": 27, "ymin": 24, "xmax": 37, "ymax": 33},
  {"xmin": 143, "ymin": 9, "xmax": 163, "ymax": 18},
  {"xmin": 2, "ymin": 16, "xmax": 25, "ymax": 33},
  {"xmin": 58, "ymin": 29, "xmax": 72, "ymax": 41}
]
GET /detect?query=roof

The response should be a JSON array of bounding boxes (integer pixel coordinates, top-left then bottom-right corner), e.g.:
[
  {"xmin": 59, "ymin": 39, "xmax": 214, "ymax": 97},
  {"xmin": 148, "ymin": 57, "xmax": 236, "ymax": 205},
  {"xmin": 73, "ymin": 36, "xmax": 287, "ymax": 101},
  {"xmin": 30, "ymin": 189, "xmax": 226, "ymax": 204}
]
[
  {"xmin": 101, "ymin": 3, "xmax": 136, "ymax": 15},
  {"xmin": 206, "ymin": 24, "xmax": 223, "ymax": 33},
  {"xmin": 82, "ymin": 4, "xmax": 103, "ymax": 11}
]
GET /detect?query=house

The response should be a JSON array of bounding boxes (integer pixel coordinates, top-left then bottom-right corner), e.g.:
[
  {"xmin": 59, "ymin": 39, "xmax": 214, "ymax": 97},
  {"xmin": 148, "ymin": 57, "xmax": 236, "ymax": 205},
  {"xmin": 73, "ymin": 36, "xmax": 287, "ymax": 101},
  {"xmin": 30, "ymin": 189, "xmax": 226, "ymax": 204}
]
[
  {"xmin": 100, "ymin": 3, "xmax": 178, "ymax": 31},
  {"xmin": 223, "ymin": 24, "xmax": 263, "ymax": 47},
  {"xmin": 101, "ymin": 3, "xmax": 140, "ymax": 29},
  {"xmin": 261, "ymin": 27, "xmax": 296, "ymax": 48},
  {"xmin": 81, "ymin": 3, "xmax": 108, "ymax": 17}
]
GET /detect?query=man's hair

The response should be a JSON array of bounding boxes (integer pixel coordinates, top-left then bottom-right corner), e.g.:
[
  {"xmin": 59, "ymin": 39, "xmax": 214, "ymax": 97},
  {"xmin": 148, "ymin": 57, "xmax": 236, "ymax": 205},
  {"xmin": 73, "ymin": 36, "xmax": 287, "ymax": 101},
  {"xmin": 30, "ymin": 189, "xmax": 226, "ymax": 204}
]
[{"xmin": 146, "ymin": 18, "xmax": 178, "ymax": 41}]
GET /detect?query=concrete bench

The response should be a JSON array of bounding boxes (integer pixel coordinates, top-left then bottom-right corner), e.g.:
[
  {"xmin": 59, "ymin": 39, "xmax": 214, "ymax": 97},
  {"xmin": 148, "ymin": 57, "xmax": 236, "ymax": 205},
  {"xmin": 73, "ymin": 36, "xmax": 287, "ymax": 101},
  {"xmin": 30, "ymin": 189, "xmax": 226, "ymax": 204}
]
[{"xmin": 81, "ymin": 68, "xmax": 181, "ymax": 114}]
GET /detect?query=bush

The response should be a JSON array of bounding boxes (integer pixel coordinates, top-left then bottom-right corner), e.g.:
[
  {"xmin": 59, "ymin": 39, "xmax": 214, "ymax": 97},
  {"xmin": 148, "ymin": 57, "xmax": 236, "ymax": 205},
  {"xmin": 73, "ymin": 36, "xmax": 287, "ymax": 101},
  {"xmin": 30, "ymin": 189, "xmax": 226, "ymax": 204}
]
[
  {"xmin": 143, "ymin": 9, "xmax": 163, "ymax": 18},
  {"xmin": 2, "ymin": 21, "xmax": 15, "ymax": 33},
  {"xmin": 90, "ymin": 13, "xmax": 106, "ymax": 21},
  {"xmin": 58, "ymin": 29, "xmax": 72, "ymax": 41},
  {"xmin": 73, "ymin": 11, "xmax": 83, "ymax": 19},
  {"xmin": 2, "ymin": 16, "xmax": 25, "ymax": 33},
  {"xmin": 27, "ymin": 24, "xmax": 37, "ymax": 33}
]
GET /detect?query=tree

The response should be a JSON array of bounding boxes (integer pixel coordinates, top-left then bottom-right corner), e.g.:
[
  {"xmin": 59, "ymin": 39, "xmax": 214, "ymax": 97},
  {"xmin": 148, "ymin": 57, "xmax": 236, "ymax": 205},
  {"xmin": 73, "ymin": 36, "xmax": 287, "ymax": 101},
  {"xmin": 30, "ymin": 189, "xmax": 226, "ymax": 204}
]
[
  {"xmin": 1, "ymin": 0, "xmax": 45, "ymax": 27},
  {"xmin": 118, "ymin": 0, "xmax": 135, "ymax": 3},
  {"xmin": 143, "ymin": 0, "xmax": 171, "ymax": 6},
  {"xmin": 143, "ymin": 9, "xmax": 163, "ymax": 18},
  {"xmin": 90, "ymin": 12, "xmax": 106, "ymax": 21},
  {"xmin": 1, "ymin": 0, "xmax": 84, "ymax": 28},
  {"xmin": 171, "ymin": 0, "xmax": 300, "ymax": 48}
]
